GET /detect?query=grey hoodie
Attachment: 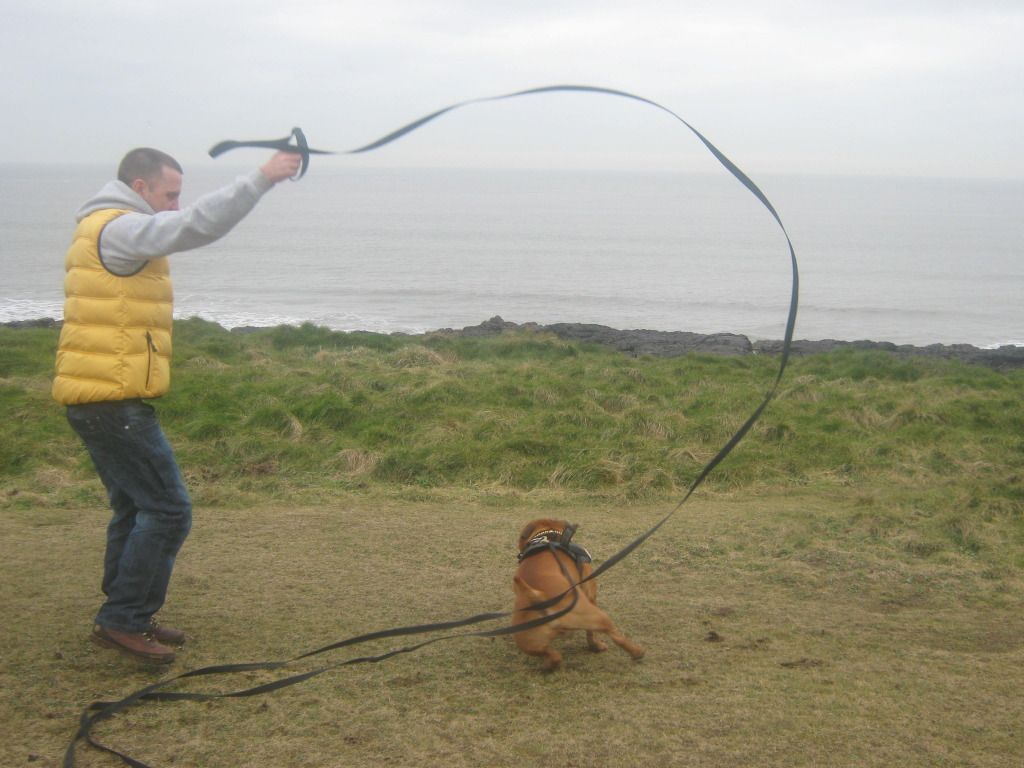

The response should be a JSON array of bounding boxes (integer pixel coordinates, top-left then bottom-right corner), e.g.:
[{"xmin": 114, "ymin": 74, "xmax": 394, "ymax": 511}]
[{"xmin": 76, "ymin": 169, "xmax": 275, "ymax": 276}]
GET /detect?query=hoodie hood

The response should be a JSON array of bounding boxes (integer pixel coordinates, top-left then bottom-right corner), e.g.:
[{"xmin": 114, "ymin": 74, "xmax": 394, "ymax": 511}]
[{"xmin": 75, "ymin": 180, "xmax": 154, "ymax": 222}]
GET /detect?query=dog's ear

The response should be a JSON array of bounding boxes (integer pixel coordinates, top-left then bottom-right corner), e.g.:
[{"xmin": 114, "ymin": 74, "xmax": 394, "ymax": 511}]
[{"xmin": 518, "ymin": 520, "xmax": 541, "ymax": 548}]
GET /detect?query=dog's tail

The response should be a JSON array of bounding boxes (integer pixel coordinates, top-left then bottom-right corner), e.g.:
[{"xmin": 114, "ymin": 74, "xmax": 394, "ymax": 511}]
[{"xmin": 513, "ymin": 576, "xmax": 549, "ymax": 613}]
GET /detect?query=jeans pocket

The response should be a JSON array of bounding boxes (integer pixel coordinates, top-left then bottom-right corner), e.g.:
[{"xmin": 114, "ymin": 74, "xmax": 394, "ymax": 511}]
[
  {"xmin": 67, "ymin": 400, "xmax": 152, "ymax": 438},
  {"xmin": 66, "ymin": 404, "xmax": 118, "ymax": 437},
  {"xmin": 122, "ymin": 400, "xmax": 157, "ymax": 429}
]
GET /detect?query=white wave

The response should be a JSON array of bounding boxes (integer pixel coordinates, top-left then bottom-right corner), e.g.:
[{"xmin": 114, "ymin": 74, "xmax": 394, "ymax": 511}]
[
  {"xmin": 0, "ymin": 298, "xmax": 63, "ymax": 322},
  {"xmin": 981, "ymin": 340, "xmax": 1024, "ymax": 350}
]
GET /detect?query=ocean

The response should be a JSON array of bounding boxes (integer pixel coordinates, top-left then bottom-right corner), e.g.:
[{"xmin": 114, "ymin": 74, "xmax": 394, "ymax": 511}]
[{"xmin": 2, "ymin": 164, "xmax": 1022, "ymax": 348}]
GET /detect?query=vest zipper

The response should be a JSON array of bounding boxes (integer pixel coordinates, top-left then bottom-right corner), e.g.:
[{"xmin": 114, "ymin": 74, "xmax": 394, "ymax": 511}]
[{"xmin": 145, "ymin": 331, "xmax": 156, "ymax": 390}]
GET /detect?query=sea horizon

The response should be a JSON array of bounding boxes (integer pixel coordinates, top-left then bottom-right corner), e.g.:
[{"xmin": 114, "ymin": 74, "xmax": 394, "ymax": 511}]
[{"xmin": 3, "ymin": 165, "xmax": 1022, "ymax": 349}]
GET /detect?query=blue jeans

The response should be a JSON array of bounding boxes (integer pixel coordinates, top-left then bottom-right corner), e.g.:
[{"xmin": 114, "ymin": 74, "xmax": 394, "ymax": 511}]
[{"xmin": 66, "ymin": 400, "xmax": 192, "ymax": 633}]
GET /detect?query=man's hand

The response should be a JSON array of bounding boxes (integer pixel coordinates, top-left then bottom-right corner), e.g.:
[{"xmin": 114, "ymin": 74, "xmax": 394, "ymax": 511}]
[{"xmin": 260, "ymin": 151, "xmax": 304, "ymax": 184}]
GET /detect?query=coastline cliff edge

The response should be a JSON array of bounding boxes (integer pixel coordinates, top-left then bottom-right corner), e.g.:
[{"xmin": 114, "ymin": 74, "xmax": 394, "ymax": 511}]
[{"xmin": 5, "ymin": 316, "xmax": 1023, "ymax": 370}]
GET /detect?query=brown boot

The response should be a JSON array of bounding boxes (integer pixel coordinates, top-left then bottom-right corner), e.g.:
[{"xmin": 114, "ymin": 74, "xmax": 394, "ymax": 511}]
[
  {"xmin": 149, "ymin": 617, "xmax": 186, "ymax": 647},
  {"xmin": 91, "ymin": 625, "xmax": 176, "ymax": 665}
]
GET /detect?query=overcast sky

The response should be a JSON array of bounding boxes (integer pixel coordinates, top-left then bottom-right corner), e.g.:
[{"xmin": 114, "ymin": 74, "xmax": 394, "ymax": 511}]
[{"xmin": 4, "ymin": 0, "xmax": 1022, "ymax": 178}]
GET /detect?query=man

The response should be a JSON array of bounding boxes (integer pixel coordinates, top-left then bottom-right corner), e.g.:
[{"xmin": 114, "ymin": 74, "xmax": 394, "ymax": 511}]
[{"xmin": 53, "ymin": 147, "xmax": 302, "ymax": 664}]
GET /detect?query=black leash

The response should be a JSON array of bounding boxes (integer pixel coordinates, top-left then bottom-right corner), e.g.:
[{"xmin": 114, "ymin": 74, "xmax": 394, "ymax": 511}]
[
  {"xmin": 66, "ymin": 552, "xmax": 583, "ymax": 768},
  {"xmin": 65, "ymin": 84, "xmax": 798, "ymax": 767},
  {"xmin": 67, "ymin": 590, "xmax": 581, "ymax": 768}
]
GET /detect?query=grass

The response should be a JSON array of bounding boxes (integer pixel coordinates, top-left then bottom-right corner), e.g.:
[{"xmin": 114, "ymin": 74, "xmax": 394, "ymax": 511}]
[{"xmin": 1, "ymin": 319, "xmax": 1023, "ymax": 766}]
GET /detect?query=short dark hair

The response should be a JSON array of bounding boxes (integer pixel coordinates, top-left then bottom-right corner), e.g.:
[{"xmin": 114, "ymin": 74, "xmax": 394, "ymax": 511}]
[{"xmin": 117, "ymin": 148, "xmax": 183, "ymax": 185}]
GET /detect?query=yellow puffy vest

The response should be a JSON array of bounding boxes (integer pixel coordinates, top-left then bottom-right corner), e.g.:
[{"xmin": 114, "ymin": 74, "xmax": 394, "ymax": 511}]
[{"xmin": 52, "ymin": 209, "xmax": 174, "ymax": 405}]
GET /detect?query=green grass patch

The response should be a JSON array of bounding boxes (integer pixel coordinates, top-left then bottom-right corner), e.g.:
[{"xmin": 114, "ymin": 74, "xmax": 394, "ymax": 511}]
[{"xmin": 3, "ymin": 320, "xmax": 1023, "ymax": 515}]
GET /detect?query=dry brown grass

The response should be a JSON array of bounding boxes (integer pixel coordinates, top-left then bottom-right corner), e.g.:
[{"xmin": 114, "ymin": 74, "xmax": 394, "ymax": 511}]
[{"xmin": 2, "ymin": 492, "xmax": 1022, "ymax": 767}]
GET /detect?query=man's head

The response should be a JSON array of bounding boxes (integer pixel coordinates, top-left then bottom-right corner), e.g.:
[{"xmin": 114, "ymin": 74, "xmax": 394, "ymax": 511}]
[{"xmin": 118, "ymin": 148, "xmax": 184, "ymax": 212}]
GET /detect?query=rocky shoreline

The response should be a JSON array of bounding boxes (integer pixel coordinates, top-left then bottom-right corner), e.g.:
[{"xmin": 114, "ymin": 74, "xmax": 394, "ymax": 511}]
[
  {"xmin": 444, "ymin": 317, "xmax": 1024, "ymax": 370},
  {"xmin": 5, "ymin": 316, "xmax": 1023, "ymax": 370}
]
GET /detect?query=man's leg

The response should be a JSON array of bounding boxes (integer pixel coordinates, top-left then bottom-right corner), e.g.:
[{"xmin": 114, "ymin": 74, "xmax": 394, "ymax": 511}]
[
  {"xmin": 67, "ymin": 400, "xmax": 192, "ymax": 635},
  {"xmin": 100, "ymin": 486, "xmax": 139, "ymax": 598}
]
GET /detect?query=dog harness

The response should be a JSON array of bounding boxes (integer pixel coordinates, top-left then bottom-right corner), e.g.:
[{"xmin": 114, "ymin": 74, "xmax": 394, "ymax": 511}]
[{"xmin": 517, "ymin": 525, "xmax": 593, "ymax": 574}]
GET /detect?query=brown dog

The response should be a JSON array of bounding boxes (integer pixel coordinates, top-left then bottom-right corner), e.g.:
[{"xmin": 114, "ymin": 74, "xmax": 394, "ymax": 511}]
[{"xmin": 512, "ymin": 518, "xmax": 645, "ymax": 670}]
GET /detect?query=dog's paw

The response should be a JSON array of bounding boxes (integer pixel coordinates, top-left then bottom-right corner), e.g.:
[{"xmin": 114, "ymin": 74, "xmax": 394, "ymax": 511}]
[{"xmin": 542, "ymin": 650, "xmax": 563, "ymax": 671}]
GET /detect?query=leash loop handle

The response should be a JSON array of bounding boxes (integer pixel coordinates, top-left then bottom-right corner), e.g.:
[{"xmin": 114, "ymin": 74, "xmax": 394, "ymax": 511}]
[
  {"xmin": 207, "ymin": 126, "xmax": 323, "ymax": 180},
  {"xmin": 290, "ymin": 127, "xmax": 310, "ymax": 180}
]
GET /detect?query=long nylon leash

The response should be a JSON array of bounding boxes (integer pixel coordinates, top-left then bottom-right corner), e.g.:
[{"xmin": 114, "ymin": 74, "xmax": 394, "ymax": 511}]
[{"xmin": 64, "ymin": 84, "xmax": 799, "ymax": 767}]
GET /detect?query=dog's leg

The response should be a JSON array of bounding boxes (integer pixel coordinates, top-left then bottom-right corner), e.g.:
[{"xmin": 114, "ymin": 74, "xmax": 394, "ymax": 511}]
[
  {"xmin": 560, "ymin": 598, "xmax": 645, "ymax": 660},
  {"xmin": 538, "ymin": 647, "xmax": 563, "ymax": 671},
  {"xmin": 604, "ymin": 625, "xmax": 645, "ymax": 660},
  {"xmin": 512, "ymin": 576, "xmax": 563, "ymax": 670},
  {"xmin": 512, "ymin": 622, "xmax": 564, "ymax": 671},
  {"xmin": 581, "ymin": 582, "xmax": 608, "ymax": 651}
]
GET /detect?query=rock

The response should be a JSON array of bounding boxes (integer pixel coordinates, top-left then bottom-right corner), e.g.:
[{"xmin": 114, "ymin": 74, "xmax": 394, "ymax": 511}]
[
  {"xmin": 0, "ymin": 317, "xmax": 60, "ymax": 329},
  {"xmin": 457, "ymin": 315, "xmax": 521, "ymax": 337},
  {"xmin": 751, "ymin": 338, "xmax": 1024, "ymax": 371},
  {"xmin": 453, "ymin": 318, "xmax": 1023, "ymax": 369},
  {"xmin": 543, "ymin": 323, "xmax": 752, "ymax": 357}
]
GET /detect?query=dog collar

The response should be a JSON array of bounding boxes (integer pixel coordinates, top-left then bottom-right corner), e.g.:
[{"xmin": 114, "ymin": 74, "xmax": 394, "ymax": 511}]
[{"xmin": 525, "ymin": 530, "xmax": 563, "ymax": 547}]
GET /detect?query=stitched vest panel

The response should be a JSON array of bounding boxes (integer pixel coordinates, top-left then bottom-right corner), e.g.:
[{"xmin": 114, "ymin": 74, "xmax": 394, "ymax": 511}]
[{"xmin": 52, "ymin": 209, "xmax": 174, "ymax": 405}]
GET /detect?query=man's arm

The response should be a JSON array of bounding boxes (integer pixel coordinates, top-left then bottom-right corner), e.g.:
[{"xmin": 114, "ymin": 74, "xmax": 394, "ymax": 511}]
[{"xmin": 100, "ymin": 152, "xmax": 302, "ymax": 275}]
